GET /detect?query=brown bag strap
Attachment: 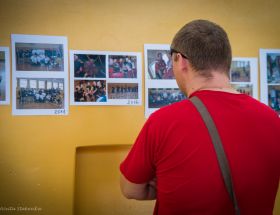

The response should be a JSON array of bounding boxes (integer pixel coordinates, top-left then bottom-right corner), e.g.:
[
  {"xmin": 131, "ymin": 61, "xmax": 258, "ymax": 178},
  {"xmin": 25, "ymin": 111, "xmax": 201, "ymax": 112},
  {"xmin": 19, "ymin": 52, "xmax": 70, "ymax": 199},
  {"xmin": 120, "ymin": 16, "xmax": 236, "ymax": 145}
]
[{"xmin": 190, "ymin": 96, "xmax": 240, "ymax": 215}]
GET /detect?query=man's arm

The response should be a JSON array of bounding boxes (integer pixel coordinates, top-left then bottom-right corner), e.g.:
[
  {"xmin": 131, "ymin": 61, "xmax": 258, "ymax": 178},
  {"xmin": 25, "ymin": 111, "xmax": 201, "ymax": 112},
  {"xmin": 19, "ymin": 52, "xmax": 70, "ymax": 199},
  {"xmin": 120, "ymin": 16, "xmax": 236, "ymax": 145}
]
[{"xmin": 120, "ymin": 174, "xmax": 156, "ymax": 200}]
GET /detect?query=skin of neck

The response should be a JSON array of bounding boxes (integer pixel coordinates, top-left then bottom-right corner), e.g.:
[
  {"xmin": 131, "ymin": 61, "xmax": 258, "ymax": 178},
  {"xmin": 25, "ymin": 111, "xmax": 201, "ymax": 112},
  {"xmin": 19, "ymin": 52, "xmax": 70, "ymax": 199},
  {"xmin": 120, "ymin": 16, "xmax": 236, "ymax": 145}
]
[
  {"xmin": 185, "ymin": 70, "xmax": 236, "ymax": 97},
  {"xmin": 173, "ymin": 54, "xmax": 238, "ymax": 97}
]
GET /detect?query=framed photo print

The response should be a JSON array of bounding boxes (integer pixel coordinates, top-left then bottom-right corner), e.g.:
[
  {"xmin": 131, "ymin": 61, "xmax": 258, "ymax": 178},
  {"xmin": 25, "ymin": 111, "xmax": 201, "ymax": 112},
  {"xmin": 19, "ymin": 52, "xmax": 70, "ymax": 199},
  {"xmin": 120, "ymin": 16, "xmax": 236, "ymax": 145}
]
[
  {"xmin": 11, "ymin": 34, "xmax": 68, "ymax": 115},
  {"xmin": 260, "ymin": 49, "xmax": 280, "ymax": 115},
  {"xmin": 144, "ymin": 44, "xmax": 186, "ymax": 117},
  {"xmin": 0, "ymin": 47, "xmax": 10, "ymax": 105},
  {"xmin": 230, "ymin": 57, "xmax": 258, "ymax": 99},
  {"xmin": 70, "ymin": 50, "xmax": 142, "ymax": 106}
]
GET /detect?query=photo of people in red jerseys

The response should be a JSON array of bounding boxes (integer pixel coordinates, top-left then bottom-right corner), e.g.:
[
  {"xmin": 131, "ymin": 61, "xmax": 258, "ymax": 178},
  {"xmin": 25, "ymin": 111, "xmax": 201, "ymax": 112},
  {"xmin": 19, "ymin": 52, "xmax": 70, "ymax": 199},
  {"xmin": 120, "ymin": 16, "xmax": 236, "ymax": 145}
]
[
  {"xmin": 74, "ymin": 54, "xmax": 106, "ymax": 78},
  {"xmin": 148, "ymin": 88, "xmax": 186, "ymax": 108},
  {"xmin": 230, "ymin": 60, "xmax": 250, "ymax": 82},
  {"xmin": 108, "ymin": 55, "xmax": 137, "ymax": 78},
  {"xmin": 147, "ymin": 50, "xmax": 174, "ymax": 79}
]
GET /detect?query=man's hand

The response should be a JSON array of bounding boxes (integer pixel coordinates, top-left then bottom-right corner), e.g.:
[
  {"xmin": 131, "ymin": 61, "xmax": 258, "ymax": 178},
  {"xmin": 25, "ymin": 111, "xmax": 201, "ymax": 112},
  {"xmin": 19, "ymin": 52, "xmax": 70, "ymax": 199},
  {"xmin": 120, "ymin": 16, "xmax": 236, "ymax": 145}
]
[{"xmin": 120, "ymin": 174, "xmax": 157, "ymax": 200}]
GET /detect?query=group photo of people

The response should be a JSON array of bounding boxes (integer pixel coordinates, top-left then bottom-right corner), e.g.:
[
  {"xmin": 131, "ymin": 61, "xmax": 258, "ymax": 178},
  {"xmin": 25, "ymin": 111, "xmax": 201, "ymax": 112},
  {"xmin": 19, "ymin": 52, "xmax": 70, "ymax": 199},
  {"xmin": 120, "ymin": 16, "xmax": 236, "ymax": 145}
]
[
  {"xmin": 147, "ymin": 50, "xmax": 174, "ymax": 79},
  {"xmin": 74, "ymin": 54, "xmax": 106, "ymax": 78},
  {"xmin": 108, "ymin": 83, "xmax": 138, "ymax": 99},
  {"xmin": 268, "ymin": 85, "xmax": 280, "ymax": 114},
  {"xmin": 267, "ymin": 53, "xmax": 280, "ymax": 83},
  {"xmin": 74, "ymin": 80, "xmax": 106, "ymax": 102},
  {"xmin": 15, "ymin": 43, "xmax": 64, "ymax": 71},
  {"xmin": 148, "ymin": 88, "xmax": 186, "ymax": 108},
  {"xmin": 231, "ymin": 84, "xmax": 253, "ymax": 96},
  {"xmin": 16, "ymin": 78, "xmax": 64, "ymax": 109},
  {"xmin": 230, "ymin": 60, "xmax": 251, "ymax": 82},
  {"xmin": 108, "ymin": 55, "xmax": 137, "ymax": 78}
]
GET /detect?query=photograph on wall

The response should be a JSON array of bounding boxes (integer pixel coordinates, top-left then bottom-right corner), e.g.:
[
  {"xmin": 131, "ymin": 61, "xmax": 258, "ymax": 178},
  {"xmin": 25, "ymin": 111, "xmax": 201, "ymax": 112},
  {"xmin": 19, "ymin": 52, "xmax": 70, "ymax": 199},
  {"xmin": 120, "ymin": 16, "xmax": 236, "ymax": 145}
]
[
  {"xmin": 230, "ymin": 60, "xmax": 250, "ymax": 82},
  {"xmin": 74, "ymin": 54, "xmax": 106, "ymax": 78},
  {"xmin": 266, "ymin": 53, "xmax": 280, "ymax": 84},
  {"xmin": 230, "ymin": 58, "xmax": 258, "ymax": 99},
  {"xmin": 16, "ymin": 77, "xmax": 65, "ymax": 109},
  {"xmin": 74, "ymin": 80, "xmax": 106, "ymax": 103},
  {"xmin": 0, "ymin": 47, "xmax": 10, "ymax": 105},
  {"xmin": 145, "ymin": 44, "xmax": 183, "ymax": 117},
  {"xmin": 148, "ymin": 88, "xmax": 186, "ymax": 108},
  {"xmin": 260, "ymin": 49, "xmax": 280, "ymax": 115},
  {"xmin": 12, "ymin": 34, "xmax": 68, "ymax": 115},
  {"xmin": 15, "ymin": 43, "xmax": 64, "ymax": 72},
  {"xmin": 108, "ymin": 55, "xmax": 137, "ymax": 79},
  {"xmin": 108, "ymin": 83, "xmax": 138, "ymax": 100},
  {"xmin": 70, "ymin": 50, "xmax": 142, "ymax": 106},
  {"xmin": 268, "ymin": 85, "xmax": 280, "ymax": 115},
  {"xmin": 231, "ymin": 84, "xmax": 253, "ymax": 97},
  {"xmin": 146, "ymin": 46, "xmax": 173, "ymax": 80}
]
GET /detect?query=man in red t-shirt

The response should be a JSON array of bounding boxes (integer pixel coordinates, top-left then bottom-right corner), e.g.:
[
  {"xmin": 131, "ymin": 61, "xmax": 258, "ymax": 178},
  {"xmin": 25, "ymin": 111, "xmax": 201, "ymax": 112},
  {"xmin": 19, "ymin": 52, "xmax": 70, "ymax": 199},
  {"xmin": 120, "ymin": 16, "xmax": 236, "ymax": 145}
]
[{"xmin": 120, "ymin": 20, "xmax": 280, "ymax": 215}]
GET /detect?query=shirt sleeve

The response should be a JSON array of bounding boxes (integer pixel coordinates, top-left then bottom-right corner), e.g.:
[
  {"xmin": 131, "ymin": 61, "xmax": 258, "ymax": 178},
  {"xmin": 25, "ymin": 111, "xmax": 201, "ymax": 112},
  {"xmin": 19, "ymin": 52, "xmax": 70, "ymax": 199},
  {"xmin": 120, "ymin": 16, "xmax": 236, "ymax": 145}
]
[{"xmin": 120, "ymin": 118, "xmax": 156, "ymax": 184}]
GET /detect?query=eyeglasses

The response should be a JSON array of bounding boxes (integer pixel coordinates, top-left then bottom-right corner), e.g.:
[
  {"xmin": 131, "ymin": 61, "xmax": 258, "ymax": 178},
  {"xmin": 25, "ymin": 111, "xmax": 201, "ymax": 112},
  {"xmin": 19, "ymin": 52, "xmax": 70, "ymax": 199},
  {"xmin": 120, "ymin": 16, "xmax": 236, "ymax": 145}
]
[{"xmin": 170, "ymin": 48, "xmax": 188, "ymax": 59}]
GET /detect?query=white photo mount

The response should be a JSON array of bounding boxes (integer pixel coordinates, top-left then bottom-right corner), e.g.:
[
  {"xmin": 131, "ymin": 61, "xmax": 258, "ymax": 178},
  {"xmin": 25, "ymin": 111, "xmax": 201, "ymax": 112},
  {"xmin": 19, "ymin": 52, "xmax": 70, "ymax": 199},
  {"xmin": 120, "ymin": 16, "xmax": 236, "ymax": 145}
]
[
  {"xmin": 230, "ymin": 57, "xmax": 258, "ymax": 100},
  {"xmin": 144, "ymin": 44, "xmax": 186, "ymax": 118},
  {"xmin": 70, "ymin": 50, "xmax": 142, "ymax": 106},
  {"xmin": 11, "ymin": 34, "xmax": 68, "ymax": 116},
  {"xmin": 260, "ymin": 49, "xmax": 280, "ymax": 115}
]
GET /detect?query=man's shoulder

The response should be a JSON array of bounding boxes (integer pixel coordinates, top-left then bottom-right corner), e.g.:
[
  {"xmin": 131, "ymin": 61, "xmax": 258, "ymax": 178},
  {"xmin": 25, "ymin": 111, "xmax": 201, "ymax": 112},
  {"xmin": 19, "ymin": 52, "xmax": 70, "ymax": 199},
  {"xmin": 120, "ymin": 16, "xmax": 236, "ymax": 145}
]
[
  {"xmin": 149, "ymin": 99, "xmax": 194, "ymax": 122},
  {"xmin": 244, "ymin": 95, "xmax": 280, "ymax": 119}
]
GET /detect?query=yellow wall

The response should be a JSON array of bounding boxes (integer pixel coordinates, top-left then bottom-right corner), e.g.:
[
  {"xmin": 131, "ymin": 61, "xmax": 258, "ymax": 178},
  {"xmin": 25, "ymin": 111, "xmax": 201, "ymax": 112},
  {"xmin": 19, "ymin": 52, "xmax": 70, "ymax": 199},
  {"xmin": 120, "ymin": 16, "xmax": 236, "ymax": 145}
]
[
  {"xmin": 75, "ymin": 145, "xmax": 155, "ymax": 215},
  {"xmin": 0, "ymin": 0, "xmax": 279, "ymax": 214}
]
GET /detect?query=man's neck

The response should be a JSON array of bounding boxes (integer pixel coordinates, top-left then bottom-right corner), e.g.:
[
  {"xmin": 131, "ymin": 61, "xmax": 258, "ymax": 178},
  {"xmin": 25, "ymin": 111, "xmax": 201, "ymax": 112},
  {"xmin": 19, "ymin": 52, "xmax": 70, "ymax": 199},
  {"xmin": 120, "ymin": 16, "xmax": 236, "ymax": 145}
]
[{"xmin": 186, "ymin": 72, "xmax": 239, "ymax": 96}]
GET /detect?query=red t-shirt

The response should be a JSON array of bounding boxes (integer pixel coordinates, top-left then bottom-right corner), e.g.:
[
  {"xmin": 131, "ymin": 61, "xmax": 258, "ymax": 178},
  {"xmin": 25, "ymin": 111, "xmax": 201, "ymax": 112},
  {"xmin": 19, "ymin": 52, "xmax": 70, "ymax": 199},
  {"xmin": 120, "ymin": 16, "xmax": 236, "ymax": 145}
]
[{"xmin": 120, "ymin": 90, "xmax": 280, "ymax": 215}]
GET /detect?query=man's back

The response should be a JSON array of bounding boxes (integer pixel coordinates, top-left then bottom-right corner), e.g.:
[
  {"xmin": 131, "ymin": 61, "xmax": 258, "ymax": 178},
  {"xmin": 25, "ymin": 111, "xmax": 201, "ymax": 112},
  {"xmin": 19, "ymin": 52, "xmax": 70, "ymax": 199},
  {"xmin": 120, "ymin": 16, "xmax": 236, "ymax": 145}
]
[{"xmin": 121, "ymin": 90, "xmax": 280, "ymax": 214}]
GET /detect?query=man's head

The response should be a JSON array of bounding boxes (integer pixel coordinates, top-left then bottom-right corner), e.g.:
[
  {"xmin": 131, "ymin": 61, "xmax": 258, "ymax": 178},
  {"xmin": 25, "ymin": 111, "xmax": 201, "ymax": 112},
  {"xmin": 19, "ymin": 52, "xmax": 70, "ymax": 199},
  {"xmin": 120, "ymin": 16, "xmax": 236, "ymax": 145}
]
[
  {"xmin": 157, "ymin": 52, "xmax": 163, "ymax": 59},
  {"xmin": 171, "ymin": 20, "xmax": 232, "ymax": 78}
]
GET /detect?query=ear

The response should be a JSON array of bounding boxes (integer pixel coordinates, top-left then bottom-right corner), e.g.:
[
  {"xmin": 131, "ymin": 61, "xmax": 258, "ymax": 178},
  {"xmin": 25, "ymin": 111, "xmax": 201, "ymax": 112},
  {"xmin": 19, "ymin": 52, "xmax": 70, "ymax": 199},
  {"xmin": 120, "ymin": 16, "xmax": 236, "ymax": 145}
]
[{"xmin": 176, "ymin": 54, "xmax": 189, "ymax": 72}]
